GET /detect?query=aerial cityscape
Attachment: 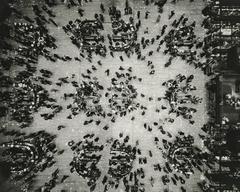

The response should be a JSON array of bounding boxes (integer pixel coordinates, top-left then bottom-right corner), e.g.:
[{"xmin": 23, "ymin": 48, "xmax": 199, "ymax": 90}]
[{"xmin": 0, "ymin": 0, "xmax": 240, "ymax": 192}]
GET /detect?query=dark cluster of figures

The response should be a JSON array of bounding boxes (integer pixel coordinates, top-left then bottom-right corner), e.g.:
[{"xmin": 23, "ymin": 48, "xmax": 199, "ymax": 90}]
[
  {"xmin": 0, "ymin": 0, "xmax": 218, "ymax": 191},
  {"xmin": 69, "ymin": 134, "xmax": 103, "ymax": 191},
  {"xmin": 0, "ymin": 130, "xmax": 67, "ymax": 192},
  {"xmin": 163, "ymin": 74, "xmax": 202, "ymax": 124},
  {"xmin": 166, "ymin": 133, "xmax": 214, "ymax": 176},
  {"xmin": 67, "ymin": 133, "xmax": 140, "ymax": 192}
]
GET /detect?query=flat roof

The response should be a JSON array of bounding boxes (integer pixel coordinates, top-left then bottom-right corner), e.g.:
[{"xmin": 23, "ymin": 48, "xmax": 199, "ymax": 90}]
[{"xmin": 219, "ymin": 0, "xmax": 240, "ymax": 6}]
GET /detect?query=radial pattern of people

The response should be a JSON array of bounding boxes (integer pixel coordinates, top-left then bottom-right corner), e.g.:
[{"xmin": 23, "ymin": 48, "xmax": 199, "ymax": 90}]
[{"xmin": 0, "ymin": 0, "xmax": 231, "ymax": 192}]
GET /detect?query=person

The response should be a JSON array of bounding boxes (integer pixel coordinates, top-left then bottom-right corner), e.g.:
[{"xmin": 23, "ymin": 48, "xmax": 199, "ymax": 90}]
[
  {"xmin": 145, "ymin": 11, "xmax": 150, "ymax": 19},
  {"xmin": 137, "ymin": 10, "xmax": 140, "ymax": 19},
  {"xmin": 156, "ymin": 14, "xmax": 161, "ymax": 23}
]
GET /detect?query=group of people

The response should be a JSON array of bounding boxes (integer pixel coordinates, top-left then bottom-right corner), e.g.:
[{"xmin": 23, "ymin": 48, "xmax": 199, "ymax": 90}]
[
  {"xmin": 225, "ymin": 94, "xmax": 240, "ymax": 109},
  {"xmin": 63, "ymin": 18, "xmax": 107, "ymax": 56},
  {"xmin": 69, "ymin": 134, "xmax": 103, "ymax": 191},
  {"xmin": 163, "ymin": 74, "xmax": 202, "ymax": 124},
  {"xmin": 0, "ymin": 131, "xmax": 62, "ymax": 192},
  {"xmin": 0, "ymin": 0, "xmax": 219, "ymax": 192}
]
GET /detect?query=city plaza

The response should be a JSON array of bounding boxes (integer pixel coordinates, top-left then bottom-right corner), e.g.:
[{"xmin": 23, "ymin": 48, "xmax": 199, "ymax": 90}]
[{"xmin": 0, "ymin": 0, "xmax": 239, "ymax": 192}]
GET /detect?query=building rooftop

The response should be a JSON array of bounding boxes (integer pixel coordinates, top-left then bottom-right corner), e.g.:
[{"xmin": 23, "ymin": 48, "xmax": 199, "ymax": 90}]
[{"xmin": 217, "ymin": 0, "xmax": 240, "ymax": 6}]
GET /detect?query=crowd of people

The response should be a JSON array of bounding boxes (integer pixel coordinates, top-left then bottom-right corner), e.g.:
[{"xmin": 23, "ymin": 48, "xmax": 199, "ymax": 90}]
[
  {"xmin": 0, "ymin": 131, "xmax": 60, "ymax": 191},
  {"xmin": 71, "ymin": 79, "xmax": 104, "ymax": 117},
  {"xmin": 69, "ymin": 134, "xmax": 103, "ymax": 191},
  {"xmin": 225, "ymin": 94, "xmax": 240, "ymax": 108},
  {"xmin": 63, "ymin": 19, "xmax": 107, "ymax": 56},
  {"xmin": 163, "ymin": 74, "xmax": 202, "ymax": 124},
  {"xmin": 0, "ymin": 0, "xmax": 219, "ymax": 191}
]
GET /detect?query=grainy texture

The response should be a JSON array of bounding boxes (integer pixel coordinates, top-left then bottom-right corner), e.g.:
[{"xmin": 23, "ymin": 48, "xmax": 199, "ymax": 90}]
[{"xmin": 0, "ymin": 0, "xmax": 210, "ymax": 192}]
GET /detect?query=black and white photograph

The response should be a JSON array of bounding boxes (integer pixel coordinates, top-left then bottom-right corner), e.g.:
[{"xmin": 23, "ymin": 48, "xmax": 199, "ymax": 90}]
[{"xmin": 0, "ymin": 0, "xmax": 240, "ymax": 191}]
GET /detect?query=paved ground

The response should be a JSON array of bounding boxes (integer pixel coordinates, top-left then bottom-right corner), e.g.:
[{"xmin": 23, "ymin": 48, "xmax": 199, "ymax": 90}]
[{"xmin": 1, "ymin": 0, "xmax": 211, "ymax": 191}]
